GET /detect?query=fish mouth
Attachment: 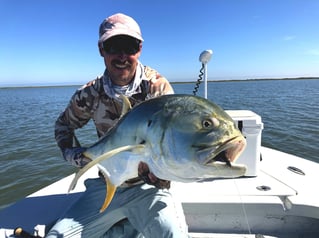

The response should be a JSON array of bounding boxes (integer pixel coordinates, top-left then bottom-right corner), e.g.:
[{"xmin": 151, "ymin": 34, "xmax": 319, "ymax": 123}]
[{"xmin": 197, "ymin": 136, "xmax": 246, "ymax": 167}]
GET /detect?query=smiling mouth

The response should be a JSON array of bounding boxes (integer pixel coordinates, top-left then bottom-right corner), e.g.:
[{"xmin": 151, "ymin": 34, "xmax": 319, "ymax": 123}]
[{"xmin": 113, "ymin": 61, "xmax": 131, "ymax": 69}]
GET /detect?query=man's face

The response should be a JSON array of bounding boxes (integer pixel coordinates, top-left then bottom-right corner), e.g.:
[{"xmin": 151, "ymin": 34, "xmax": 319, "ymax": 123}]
[{"xmin": 100, "ymin": 35, "xmax": 142, "ymax": 86}]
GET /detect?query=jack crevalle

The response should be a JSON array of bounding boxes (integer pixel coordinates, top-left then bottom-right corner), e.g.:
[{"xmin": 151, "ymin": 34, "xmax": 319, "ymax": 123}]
[{"xmin": 69, "ymin": 94, "xmax": 247, "ymax": 212}]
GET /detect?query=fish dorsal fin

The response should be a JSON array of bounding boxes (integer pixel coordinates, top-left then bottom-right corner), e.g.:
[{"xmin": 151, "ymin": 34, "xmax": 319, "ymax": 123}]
[{"xmin": 120, "ymin": 94, "xmax": 132, "ymax": 116}]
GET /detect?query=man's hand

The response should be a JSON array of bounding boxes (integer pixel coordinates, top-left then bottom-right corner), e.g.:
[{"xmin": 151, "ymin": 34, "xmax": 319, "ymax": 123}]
[
  {"xmin": 62, "ymin": 147, "xmax": 92, "ymax": 168},
  {"xmin": 149, "ymin": 76, "xmax": 174, "ymax": 97},
  {"xmin": 138, "ymin": 162, "xmax": 171, "ymax": 189}
]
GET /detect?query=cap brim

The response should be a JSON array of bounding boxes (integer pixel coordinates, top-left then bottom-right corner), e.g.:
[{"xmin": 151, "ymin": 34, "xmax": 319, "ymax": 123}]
[{"xmin": 99, "ymin": 29, "xmax": 143, "ymax": 43}]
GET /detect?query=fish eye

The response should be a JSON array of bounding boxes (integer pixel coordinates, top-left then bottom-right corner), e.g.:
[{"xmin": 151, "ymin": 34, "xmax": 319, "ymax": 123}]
[
  {"xmin": 202, "ymin": 118, "xmax": 219, "ymax": 129},
  {"xmin": 202, "ymin": 119, "xmax": 212, "ymax": 128}
]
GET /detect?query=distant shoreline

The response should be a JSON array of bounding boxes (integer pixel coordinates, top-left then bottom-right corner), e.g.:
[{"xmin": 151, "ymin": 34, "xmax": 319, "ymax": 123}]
[
  {"xmin": 172, "ymin": 76, "xmax": 319, "ymax": 84},
  {"xmin": 1, "ymin": 77, "xmax": 318, "ymax": 89}
]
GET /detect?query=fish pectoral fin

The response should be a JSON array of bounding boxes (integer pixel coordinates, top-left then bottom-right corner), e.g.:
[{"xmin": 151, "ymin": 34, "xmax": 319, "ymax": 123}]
[
  {"xmin": 99, "ymin": 168, "xmax": 117, "ymax": 213},
  {"xmin": 119, "ymin": 94, "xmax": 132, "ymax": 116},
  {"xmin": 68, "ymin": 144, "xmax": 145, "ymax": 193}
]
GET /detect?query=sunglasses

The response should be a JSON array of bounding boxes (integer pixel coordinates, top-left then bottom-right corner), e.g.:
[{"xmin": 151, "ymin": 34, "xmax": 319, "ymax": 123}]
[{"xmin": 102, "ymin": 36, "xmax": 141, "ymax": 55}]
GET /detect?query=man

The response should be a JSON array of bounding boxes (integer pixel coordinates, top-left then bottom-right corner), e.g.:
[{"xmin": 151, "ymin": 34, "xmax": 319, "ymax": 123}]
[{"xmin": 48, "ymin": 13, "xmax": 189, "ymax": 237}]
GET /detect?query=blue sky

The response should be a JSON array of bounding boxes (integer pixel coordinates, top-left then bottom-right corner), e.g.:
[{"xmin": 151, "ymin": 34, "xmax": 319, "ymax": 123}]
[{"xmin": 1, "ymin": 0, "xmax": 319, "ymax": 86}]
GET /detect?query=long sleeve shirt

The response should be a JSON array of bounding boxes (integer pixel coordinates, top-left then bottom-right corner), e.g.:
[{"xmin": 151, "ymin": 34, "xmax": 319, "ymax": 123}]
[{"xmin": 55, "ymin": 65, "xmax": 174, "ymax": 151}]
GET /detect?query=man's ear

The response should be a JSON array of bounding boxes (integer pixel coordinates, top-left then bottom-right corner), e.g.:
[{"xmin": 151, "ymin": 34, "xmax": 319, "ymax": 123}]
[
  {"xmin": 139, "ymin": 43, "xmax": 142, "ymax": 53},
  {"xmin": 98, "ymin": 42, "xmax": 104, "ymax": 57}
]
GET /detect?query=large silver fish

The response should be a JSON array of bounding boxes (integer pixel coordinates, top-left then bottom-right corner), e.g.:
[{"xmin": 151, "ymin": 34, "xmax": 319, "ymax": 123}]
[{"xmin": 69, "ymin": 94, "xmax": 247, "ymax": 212}]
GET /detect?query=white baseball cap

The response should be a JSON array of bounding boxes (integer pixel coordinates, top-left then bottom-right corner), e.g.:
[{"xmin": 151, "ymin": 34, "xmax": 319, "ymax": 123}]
[{"xmin": 98, "ymin": 13, "xmax": 143, "ymax": 43}]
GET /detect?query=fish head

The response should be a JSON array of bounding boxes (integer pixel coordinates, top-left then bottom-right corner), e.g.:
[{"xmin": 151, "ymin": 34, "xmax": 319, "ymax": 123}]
[{"xmin": 147, "ymin": 95, "xmax": 247, "ymax": 181}]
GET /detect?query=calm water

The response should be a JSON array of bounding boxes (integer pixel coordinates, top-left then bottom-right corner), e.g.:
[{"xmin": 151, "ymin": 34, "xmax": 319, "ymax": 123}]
[{"xmin": 0, "ymin": 79, "xmax": 318, "ymax": 209}]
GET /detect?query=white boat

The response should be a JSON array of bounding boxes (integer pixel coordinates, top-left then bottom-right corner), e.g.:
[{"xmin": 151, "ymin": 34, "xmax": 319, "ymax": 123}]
[
  {"xmin": 1, "ymin": 146, "xmax": 319, "ymax": 237},
  {"xmin": 1, "ymin": 51, "xmax": 318, "ymax": 238}
]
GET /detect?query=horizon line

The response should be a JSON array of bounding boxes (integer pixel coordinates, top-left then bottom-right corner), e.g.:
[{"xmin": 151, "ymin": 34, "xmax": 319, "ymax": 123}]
[{"xmin": 0, "ymin": 76, "xmax": 318, "ymax": 89}]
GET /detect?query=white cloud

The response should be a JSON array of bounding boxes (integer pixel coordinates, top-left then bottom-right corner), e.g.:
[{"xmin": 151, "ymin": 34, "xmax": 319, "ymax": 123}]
[{"xmin": 283, "ymin": 35, "xmax": 296, "ymax": 41}]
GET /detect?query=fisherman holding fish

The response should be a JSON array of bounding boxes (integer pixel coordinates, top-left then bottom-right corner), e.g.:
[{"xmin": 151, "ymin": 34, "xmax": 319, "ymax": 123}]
[{"xmin": 49, "ymin": 13, "xmax": 189, "ymax": 237}]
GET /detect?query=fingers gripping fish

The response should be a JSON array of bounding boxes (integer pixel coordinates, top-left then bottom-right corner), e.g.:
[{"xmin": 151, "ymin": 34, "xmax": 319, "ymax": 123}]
[{"xmin": 68, "ymin": 94, "xmax": 247, "ymax": 212}]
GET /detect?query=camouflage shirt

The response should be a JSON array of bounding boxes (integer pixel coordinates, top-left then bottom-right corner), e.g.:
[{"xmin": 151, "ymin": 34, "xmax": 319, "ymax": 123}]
[{"xmin": 55, "ymin": 65, "xmax": 174, "ymax": 150}]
